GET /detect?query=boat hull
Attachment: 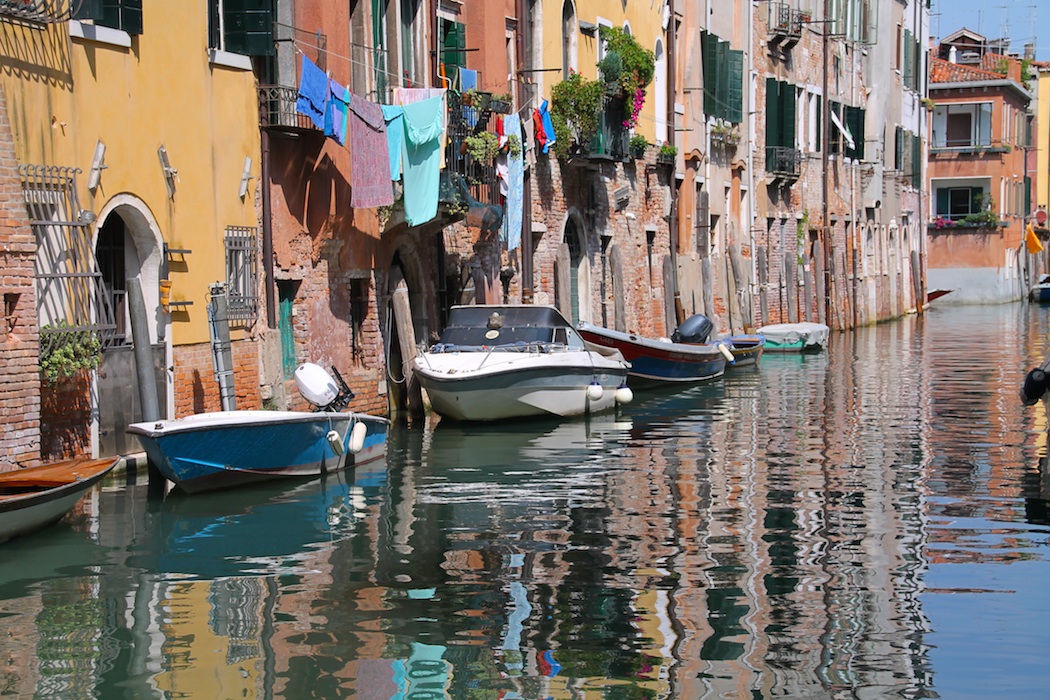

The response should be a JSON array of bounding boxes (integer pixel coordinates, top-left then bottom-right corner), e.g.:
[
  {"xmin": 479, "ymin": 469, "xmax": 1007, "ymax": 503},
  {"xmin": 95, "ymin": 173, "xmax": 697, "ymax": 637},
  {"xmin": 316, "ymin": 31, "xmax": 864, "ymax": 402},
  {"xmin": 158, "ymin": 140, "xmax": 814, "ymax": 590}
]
[
  {"xmin": 724, "ymin": 334, "xmax": 765, "ymax": 367},
  {"xmin": 414, "ymin": 351, "xmax": 628, "ymax": 421},
  {"xmin": 127, "ymin": 411, "xmax": 389, "ymax": 494},
  {"xmin": 577, "ymin": 322, "xmax": 726, "ymax": 386},
  {"xmin": 0, "ymin": 458, "xmax": 118, "ymax": 544},
  {"xmin": 1030, "ymin": 284, "xmax": 1050, "ymax": 303},
  {"xmin": 755, "ymin": 322, "xmax": 830, "ymax": 352}
]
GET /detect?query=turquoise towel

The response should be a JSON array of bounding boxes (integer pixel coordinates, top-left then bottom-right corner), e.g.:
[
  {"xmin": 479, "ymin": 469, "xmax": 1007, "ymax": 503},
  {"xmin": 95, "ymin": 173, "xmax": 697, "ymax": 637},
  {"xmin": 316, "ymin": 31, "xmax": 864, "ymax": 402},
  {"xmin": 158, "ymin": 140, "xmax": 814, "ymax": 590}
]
[
  {"xmin": 400, "ymin": 96, "xmax": 445, "ymax": 226},
  {"xmin": 381, "ymin": 104, "xmax": 404, "ymax": 182}
]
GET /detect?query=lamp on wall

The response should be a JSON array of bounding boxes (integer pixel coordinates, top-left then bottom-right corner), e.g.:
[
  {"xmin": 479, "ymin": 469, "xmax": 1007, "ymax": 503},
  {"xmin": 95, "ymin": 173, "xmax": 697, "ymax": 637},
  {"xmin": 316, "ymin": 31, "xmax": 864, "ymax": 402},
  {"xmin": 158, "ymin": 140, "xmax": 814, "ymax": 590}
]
[
  {"xmin": 238, "ymin": 156, "xmax": 253, "ymax": 199},
  {"xmin": 88, "ymin": 139, "xmax": 106, "ymax": 192},
  {"xmin": 158, "ymin": 145, "xmax": 178, "ymax": 197}
]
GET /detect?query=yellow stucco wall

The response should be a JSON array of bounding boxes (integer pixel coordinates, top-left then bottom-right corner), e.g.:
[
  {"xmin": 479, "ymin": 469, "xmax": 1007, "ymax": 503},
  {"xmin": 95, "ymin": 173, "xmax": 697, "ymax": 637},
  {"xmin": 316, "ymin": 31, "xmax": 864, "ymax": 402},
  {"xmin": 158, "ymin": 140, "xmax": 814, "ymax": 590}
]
[
  {"xmin": 1037, "ymin": 70, "xmax": 1049, "ymax": 212},
  {"xmin": 0, "ymin": 2, "xmax": 260, "ymax": 346},
  {"xmin": 539, "ymin": 0, "xmax": 665, "ymax": 143}
]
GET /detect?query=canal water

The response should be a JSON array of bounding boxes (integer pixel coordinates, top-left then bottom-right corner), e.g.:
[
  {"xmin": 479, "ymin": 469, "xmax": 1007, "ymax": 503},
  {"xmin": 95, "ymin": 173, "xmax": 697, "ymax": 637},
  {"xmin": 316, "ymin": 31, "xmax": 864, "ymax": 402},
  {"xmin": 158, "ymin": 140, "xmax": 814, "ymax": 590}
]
[{"xmin": 2, "ymin": 303, "xmax": 1050, "ymax": 699}]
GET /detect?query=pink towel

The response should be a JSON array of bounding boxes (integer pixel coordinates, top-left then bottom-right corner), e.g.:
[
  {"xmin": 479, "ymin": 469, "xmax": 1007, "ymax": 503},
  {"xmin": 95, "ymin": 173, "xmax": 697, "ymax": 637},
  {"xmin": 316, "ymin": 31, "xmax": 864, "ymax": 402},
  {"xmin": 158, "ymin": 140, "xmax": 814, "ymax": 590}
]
[{"xmin": 348, "ymin": 92, "xmax": 393, "ymax": 208}]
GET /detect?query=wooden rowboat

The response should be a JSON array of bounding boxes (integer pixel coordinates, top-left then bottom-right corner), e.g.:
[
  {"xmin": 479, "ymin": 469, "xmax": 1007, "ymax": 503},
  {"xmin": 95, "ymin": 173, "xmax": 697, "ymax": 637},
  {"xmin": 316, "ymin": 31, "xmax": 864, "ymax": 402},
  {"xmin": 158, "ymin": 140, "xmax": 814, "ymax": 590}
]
[{"xmin": 0, "ymin": 457, "xmax": 118, "ymax": 544}]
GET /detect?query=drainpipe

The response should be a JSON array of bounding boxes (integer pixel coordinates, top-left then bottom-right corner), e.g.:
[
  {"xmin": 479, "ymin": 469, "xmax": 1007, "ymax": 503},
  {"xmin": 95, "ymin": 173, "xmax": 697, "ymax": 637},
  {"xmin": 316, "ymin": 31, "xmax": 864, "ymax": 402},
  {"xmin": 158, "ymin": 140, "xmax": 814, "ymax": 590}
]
[
  {"xmin": 516, "ymin": 0, "xmax": 533, "ymax": 304},
  {"xmin": 668, "ymin": 0, "xmax": 682, "ymax": 325},
  {"xmin": 821, "ymin": 0, "xmax": 831, "ymax": 327},
  {"xmin": 261, "ymin": 129, "xmax": 276, "ymax": 329}
]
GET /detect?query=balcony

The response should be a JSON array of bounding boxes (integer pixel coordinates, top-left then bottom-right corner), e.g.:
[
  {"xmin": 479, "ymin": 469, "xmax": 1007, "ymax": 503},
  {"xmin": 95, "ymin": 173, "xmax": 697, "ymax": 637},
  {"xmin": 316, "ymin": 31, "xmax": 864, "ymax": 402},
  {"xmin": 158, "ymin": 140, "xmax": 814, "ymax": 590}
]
[
  {"xmin": 766, "ymin": 146, "xmax": 801, "ymax": 183},
  {"xmin": 258, "ymin": 84, "xmax": 318, "ymax": 134},
  {"xmin": 929, "ymin": 139, "xmax": 1013, "ymax": 157},
  {"xmin": 0, "ymin": 0, "xmax": 74, "ymax": 24},
  {"xmin": 768, "ymin": 2, "xmax": 804, "ymax": 50},
  {"xmin": 440, "ymin": 91, "xmax": 504, "ymax": 229}
]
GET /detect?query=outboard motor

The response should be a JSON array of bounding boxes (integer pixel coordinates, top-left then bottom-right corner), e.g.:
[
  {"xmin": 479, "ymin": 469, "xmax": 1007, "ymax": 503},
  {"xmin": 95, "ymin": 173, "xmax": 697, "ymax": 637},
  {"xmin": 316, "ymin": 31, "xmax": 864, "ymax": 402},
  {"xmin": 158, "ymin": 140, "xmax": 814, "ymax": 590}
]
[
  {"xmin": 1021, "ymin": 366, "xmax": 1049, "ymax": 406},
  {"xmin": 672, "ymin": 314, "xmax": 714, "ymax": 344},
  {"xmin": 294, "ymin": 362, "xmax": 355, "ymax": 412}
]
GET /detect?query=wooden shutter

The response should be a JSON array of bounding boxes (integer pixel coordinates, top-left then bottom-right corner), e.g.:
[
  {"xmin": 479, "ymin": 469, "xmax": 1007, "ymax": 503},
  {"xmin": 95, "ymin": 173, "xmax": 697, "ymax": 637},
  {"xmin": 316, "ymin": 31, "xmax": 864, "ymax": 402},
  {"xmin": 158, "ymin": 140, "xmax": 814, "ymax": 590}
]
[
  {"xmin": 704, "ymin": 32, "xmax": 718, "ymax": 117},
  {"xmin": 903, "ymin": 29, "xmax": 913, "ymax": 89},
  {"xmin": 224, "ymin": 0, "xmax": 274, "ymax": 56},
  {"xmin": 765, "ymin": 78, "xmax": 781, "ymax": 148},
  {"xmin": 846, "ymin": 106, "xmax": 865, "ymax": 160},
  {"xmin": 781, "ymin": 82, "xmax": 796, "ymax": 149},
  {"xmin": 936, "ymin": 188, "xmax": 949, "ymax": 216},
  {"xmin": 442, "ymin": 19, "xmax": 466, "ymax": 81},
  {"xmin": 716, "ymin": 39, "xmax": 730, "ymax": 121},
  {"xmin": 727, "ymin": 49, "xmax": 743, "ymax": 124}
]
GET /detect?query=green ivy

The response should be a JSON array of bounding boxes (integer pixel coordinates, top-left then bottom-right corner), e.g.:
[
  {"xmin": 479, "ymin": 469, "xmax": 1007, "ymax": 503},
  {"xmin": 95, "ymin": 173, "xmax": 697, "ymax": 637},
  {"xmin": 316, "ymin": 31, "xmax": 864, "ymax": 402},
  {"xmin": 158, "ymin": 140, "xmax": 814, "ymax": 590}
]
[{"xmin": 39, "ymin": 322, "xmax": 102, "ymax": 385}]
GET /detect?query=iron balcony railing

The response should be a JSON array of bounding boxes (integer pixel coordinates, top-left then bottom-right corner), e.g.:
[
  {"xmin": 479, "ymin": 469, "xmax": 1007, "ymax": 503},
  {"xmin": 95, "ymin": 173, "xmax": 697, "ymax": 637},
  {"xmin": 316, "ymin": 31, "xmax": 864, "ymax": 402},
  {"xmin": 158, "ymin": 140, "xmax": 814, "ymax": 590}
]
[
  {"xmin": 258, "ymin": 84, "xmax": 317, "ymax": 132},
  {"xmin": 766, "ymin": 146, "xmax": 801, "ymax": 179},
  {"xmin": 442, "ymin": 91, "xmax": 503, "ymax": 219},
  {"xmin": 0, "ymin": 0, "xmax": 74, "ymax": 24}
]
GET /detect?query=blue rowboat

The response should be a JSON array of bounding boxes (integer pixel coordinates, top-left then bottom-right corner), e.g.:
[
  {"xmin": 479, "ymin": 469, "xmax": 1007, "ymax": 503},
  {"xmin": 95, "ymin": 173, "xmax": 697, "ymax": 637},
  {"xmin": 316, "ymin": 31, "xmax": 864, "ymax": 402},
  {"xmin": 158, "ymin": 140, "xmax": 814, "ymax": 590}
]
[
  {"xmin": 577, "ymin": 321, "xmax": 730, "ymax": 387},
  {"xmin": 127, "ymin": 363, "xmax": 388, "ymax": 494},
  {"xmin": 127, "ymin": 410, "xmax": 389, "ymax": 494}
]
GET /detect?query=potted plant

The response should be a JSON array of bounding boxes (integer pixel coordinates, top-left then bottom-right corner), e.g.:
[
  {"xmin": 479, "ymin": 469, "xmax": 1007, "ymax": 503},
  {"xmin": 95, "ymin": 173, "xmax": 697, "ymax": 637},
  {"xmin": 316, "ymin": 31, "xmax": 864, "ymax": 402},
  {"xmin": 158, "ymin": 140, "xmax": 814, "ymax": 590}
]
[
  {"xmin": 489, "ymin": 92, "xmax": 513, "ymax": 114},
  {"xmin": 599, "ymin": 27, "xmax": 655, "ymax": 129},
  {"xmin": 711, "ymin": 121, "xmax": 741, "ymax": 147},
  {"xmin": 506, "ymin": 133, "xmax": 522, "ymax": 158},
  {"xmin": 464, "ymin": 131, "xmax": 500, "ymax": 162},
  {"xmin": 657, "ymin": 142, "xmax": 677, "ymax": 164},
  {"xmin": 549, "ymin": 71, "xmax": 606, "ymax": 158},
  {"xmin": 462, "ymin": 88, "xmax": 491, "ymax": 111},
  {"xmin": 629, "ymin": 134, "xmax": 648, "ymax": 159}
]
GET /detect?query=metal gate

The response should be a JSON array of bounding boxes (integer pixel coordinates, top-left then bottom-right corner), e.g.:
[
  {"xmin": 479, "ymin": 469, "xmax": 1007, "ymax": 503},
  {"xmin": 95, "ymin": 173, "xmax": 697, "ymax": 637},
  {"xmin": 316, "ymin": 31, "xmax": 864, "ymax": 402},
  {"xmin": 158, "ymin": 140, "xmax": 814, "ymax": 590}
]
[{"xmin": 97, "ymin": 344, "xmax": 167, "ymax": 457}]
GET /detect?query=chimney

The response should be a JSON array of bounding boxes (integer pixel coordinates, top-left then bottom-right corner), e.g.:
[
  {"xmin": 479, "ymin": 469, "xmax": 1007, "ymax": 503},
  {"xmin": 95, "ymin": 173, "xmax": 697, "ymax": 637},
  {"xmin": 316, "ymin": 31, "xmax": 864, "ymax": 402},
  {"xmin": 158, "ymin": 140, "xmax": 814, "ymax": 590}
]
[
  {"xmin": 949, "ymin": 45, "xmax": 957, "ymax": 63},
  {"xmin": 1025, "ymin": 43, "xmax": 1035, "ymax": 61}
]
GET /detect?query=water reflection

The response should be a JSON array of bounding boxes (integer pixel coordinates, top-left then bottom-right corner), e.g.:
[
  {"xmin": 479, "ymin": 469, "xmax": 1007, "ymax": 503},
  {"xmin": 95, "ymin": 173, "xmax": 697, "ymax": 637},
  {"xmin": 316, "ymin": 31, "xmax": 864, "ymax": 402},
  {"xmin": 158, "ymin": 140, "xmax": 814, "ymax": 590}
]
[{"xmin": 3, "ymin": 304, "xmax": 1050, "ymax": 697}]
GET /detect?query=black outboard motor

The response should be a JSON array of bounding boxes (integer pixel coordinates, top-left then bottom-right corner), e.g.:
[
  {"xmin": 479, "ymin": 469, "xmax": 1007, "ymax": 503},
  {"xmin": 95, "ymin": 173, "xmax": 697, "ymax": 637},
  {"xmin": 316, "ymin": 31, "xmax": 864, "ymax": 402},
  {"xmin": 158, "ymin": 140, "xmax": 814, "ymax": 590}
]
[
  {"xmin": 672, "ymin": 314, "xmax": 714, "ymax": 344},
  {"xmin": 1021, "ymin": 366, "xmax": 1049, "ymax": 406}
]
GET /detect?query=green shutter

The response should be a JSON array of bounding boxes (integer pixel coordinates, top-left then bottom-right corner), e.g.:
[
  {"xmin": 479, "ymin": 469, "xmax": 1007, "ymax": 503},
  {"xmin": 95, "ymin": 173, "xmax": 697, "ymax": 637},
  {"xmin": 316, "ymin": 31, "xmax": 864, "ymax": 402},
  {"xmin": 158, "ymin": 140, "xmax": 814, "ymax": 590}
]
[
  {"xmin": 936, "ymin": 188, "xmax": 948, "ymax": 216},
  {"xmin": 766, "ymin": 78, "xmax": 780, "ymax": 147},
  {"xmin": 781, "ymin": 82, "xmax": 796, "ymax": 149},
  {"xmin": 74, "ymin": 0, "xmax": 103, "ymax": 21},
  {"xmin": 716, "ymin": 39, "xmax": 730, "ymax": 120},
  {"xmin": 846, "ymin": 106, "xmax": 865, "ymax": 160},
  {"xmin": 704, "ymin": 32, "xmax": 718, "ymax": 117},
  {"xmin": 727, "ymin": 49, "xmax": 743, "ymax": 124},
  {"xmin": 912, "ymin": 135, "xmax": 922, "ymax": 185},
  {"xmin": 903, "ymin": 29, "xmax": 913, "ymax": 88},
  {"xmin": 1025, "ymin": 176, "xmax": 1032, "ymax": 215},
  {"xmin": 971, "ymin": 187, "xmax": 983, "ymax": 214},
  {"xmin": 441, "ymin": 19, "xmax": 466, "ymax": 81},
  {"xmin": 224, "ymin": 0, "xmax": 274, "ymax": 56}
]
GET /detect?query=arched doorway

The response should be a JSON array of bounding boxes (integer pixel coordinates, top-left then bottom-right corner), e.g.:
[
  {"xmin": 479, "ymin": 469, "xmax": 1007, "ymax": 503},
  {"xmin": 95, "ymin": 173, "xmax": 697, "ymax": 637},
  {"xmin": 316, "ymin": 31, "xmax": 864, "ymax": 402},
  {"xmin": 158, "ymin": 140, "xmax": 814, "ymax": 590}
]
[
  {"xmin": 385, "ymin": 243, "xmax": 429, "ymax": 420},
  {"xmin": 93, "ymin": 197, "xmax": 167, "ymax": 457},
  {"xmin": 562, "ymin": 214, "xmax": 591, "ymax": 325}
]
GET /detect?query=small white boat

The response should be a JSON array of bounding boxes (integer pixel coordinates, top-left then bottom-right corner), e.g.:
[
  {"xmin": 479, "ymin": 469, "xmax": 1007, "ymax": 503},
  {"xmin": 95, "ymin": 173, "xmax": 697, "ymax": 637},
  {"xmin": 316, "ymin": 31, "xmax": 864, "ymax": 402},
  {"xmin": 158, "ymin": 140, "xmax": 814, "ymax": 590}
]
[
  {"xmin": 127, "ymin": 364, "xmax": 389, "ymax": 494},
  {"xmin": 755, "ymin": 322, "xmax": 830, "ymax": 352},
  {"xmin": 0, "ymin": 457, "xmax": 119, "ymax": 544},
  {"xmin": 412, "ymin": 305, "xmax": 633, "ymax": 422}
]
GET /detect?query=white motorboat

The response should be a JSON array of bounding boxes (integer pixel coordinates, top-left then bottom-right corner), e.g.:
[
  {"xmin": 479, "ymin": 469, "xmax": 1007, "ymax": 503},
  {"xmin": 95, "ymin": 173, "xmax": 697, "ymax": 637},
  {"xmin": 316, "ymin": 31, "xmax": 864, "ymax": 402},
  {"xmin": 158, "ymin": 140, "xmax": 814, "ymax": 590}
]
[
  {"xmin": 412, "ymin": 305, "xmax": 633, "ymax": 422},
  {"xmin": 755, "ymin": 322, "xmax": 830, "ymax": 352}
]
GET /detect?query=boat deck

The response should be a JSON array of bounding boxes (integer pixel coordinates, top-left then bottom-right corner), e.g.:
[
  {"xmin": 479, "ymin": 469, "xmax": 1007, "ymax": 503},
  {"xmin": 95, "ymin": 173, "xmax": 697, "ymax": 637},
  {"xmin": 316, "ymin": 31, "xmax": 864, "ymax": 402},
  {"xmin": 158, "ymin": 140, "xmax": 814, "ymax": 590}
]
[{"xmin": 0, "ymin": 458, "xmax": 117, "ymax": 495}]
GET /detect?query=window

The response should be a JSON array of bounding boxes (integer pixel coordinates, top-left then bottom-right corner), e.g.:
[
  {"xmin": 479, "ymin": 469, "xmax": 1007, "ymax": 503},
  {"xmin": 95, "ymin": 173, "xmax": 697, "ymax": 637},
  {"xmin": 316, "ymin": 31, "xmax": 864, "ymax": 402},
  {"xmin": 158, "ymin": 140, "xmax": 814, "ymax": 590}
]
[
  {"xmin": 932, "ymin": 103, "xmax": 992, "ymax": 148},
  {"xmin": 225, "ymin": 226, "xmax": 259, "ymax": 323},
  {"xmin": 208, "ymin": 0, "xmax": 274, "ymax": 56},
  {"xmin": 439, "ymin": 17, "xmax": 466, "ymax": 87},
  {"xmin": 934, "ymin": 186, "xmax": 985, "ymax": 220},
  {"xmin": 703, "ymin": 31, "xmax": 743, "ymax": 123},
  {"xmin": 74, "ymin": 0, "xmax": 142, "ymax": 34},
  {"xmin": 561, "ymin": 0, "xmax": 577, "ymax": 80}
]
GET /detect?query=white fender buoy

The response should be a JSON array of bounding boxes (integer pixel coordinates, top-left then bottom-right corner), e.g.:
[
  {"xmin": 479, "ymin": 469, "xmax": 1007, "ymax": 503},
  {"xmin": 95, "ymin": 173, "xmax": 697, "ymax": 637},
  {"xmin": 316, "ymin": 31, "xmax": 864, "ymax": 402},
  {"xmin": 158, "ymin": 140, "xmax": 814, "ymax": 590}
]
[
  {"xmin": 326, "ymin": 429, "xmax": 345, "ymax": 456},
  {"xmin": 587, "ymin": 380, "xmax": 604, "ymax": 401},
  {"xmin": 718, "ymin": 343, "xmax": 735, "ymax": 363},
  {"xmin": 615, "ymin": 383, "xmax": 633, "ymax": 404},
  {"xmin": 348, "ymin": 421, "xmax": 368, "ymax": 454}
]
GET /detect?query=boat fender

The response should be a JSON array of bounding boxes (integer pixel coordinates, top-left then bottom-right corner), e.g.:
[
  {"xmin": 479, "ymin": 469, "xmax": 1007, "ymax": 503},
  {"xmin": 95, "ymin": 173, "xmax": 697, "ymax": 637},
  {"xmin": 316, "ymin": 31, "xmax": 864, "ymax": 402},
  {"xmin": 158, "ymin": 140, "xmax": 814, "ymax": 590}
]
[
  {"xmin": 348, "ymin": 421, "xmax": 368, "ymax": 454},
  {"xmin": 718, "ymin": 343, "xmax": 735, "ymax": 364},
  {"xmin": 587, "ymin": 380, "xmax": 604, "ymax": 401},
  {"xmin": 615, "ymin": 383, "xmax": 634, "ymax": 404},
  {"xmin": 1021, "ymin": 367, "xmax": 1049, "ymax": 406},
  {"xmin": 326, "ymin": 429, "xmax": 346, "ymax": 456}
]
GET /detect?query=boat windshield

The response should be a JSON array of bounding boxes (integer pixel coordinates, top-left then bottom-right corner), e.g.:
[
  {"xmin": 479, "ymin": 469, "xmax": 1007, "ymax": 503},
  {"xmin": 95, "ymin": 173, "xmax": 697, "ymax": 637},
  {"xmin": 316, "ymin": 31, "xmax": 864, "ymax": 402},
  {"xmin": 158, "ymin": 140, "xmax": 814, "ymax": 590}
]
[{"xmin": 435, "ymin": 306, "xmax": 585, "ymax": 350}]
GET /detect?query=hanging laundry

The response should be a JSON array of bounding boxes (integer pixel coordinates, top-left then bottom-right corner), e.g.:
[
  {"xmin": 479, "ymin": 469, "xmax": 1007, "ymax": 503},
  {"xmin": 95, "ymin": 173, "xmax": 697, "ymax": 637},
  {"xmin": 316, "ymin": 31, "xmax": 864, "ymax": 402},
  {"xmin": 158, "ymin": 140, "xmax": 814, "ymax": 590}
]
[
  {"xmin": 347, "ymin": 92, "xmax": 393, "ymax": 208},
  {"xmin": 533, "ymin": 106, "xmax": 547, "ymax": 152},
  {"xmin": 503, "ymin": 113, "xmax": 524, "ymax": 252},
  {"xmin": 459, "ymin": 67, "xmax": 478, "ymax": 92},
  {"xmin": 381, "ymin": 104, "xmax": 405, "ymax": 182},
  {"xmin": 400, "ymin": 95, "xmax": 445, "ymax": 226},
  {"xmin": 324, "ymin": 79, "xmax": 349, "ymax": 146},
  {"xmin": 538, "ymin": 99, "xmax": 556, "ymax": 154},
  {"xmin": 295, "ymin": 54, "xmax": 328, "ymax": 131},
  {"xmin": 394, "ymin": 88, "xmax": 447, "ymax": 169}
]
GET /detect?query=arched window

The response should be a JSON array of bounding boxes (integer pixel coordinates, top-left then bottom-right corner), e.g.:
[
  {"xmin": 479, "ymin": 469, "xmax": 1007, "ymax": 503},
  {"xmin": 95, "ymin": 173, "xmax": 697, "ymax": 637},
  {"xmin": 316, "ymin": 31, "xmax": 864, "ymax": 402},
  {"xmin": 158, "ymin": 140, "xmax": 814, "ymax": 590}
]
[
  {"xmin": 561, "ymin": 0, "xmax": 577, "ymax": 79},
  {"xmin": 654, "ymin": 38, "xmax": 667, "ymax": 144}
]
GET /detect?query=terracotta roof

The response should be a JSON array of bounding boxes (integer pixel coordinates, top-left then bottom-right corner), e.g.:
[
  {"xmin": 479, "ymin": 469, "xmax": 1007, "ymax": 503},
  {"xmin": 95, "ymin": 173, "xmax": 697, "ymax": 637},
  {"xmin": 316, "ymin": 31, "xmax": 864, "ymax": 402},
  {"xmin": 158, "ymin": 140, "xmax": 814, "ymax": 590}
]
[{"xmin": 929, "ymin": 57, "xmax": 1007, "ymax": 84}]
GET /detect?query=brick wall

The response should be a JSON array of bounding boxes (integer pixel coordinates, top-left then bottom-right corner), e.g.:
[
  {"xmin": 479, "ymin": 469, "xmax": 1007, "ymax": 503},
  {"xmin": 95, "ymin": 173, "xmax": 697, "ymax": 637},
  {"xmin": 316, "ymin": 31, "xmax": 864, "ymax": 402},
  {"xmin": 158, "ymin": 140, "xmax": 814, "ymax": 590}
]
[
  {"xmin": 39, "ymin": 374, "xmax": 91, "ymax": 462},
  {"xmin": 0, "ymin": 85, "xmax": 41, "ymax": 470},
  {"xmin": 173, "ymin": 338, "xmax": 261, "ymax": 417}
]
